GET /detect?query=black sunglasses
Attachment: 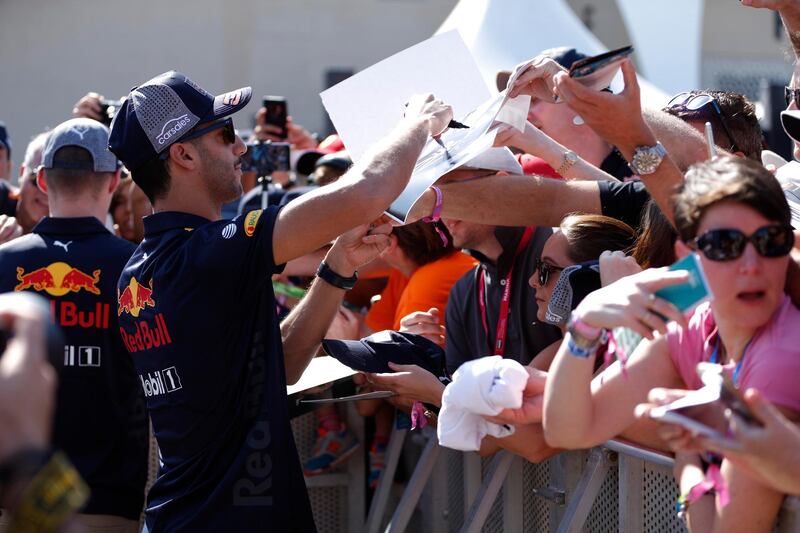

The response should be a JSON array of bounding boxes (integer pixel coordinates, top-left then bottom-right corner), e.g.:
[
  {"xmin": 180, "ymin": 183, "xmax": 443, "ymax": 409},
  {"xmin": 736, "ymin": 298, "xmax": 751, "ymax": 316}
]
[
  {"xmin": 691, "ymin": 224, "xmax": 795, "ymax": 262},
  {"xmin": 785, "ymin": 86, "xmax": 800, "ymax": 108},
  {"xmin": 180, "ymin": 117, "xmax": 236, "ymax": 144},
  {"xmin": 665, "ymin": 92, "xmax": 739, "ymax": 153},
  {"xmin": 159, "ymin": 118, "xmax": 236, "ymax": 161},
  {"xmin": 533, "ymin": 258, "xmax": 565, "ymax": 286}
]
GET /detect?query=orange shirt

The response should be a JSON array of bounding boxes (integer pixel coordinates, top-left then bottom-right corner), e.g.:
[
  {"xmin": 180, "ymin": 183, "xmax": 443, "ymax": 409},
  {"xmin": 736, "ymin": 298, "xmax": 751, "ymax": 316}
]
[{"xmin": 365, "ymin": 251, "xmax": 478, "ymax": 331}]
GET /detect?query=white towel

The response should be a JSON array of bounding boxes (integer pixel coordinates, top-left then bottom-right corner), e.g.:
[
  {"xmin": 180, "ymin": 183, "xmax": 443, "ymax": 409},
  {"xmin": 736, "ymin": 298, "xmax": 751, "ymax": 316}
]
[{"xmin": 437, "ymin": 356, "xmax": 529, "ymax": 451}]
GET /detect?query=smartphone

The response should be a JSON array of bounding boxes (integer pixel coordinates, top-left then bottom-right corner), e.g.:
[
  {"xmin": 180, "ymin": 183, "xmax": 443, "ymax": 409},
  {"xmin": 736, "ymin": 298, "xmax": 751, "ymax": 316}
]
[
  {"xmin": 568, "ymin": 45, "xmax": 634, "ymax": 91},
  {"xmin": 240, "ymin": 141, "xmax": 291, "ymax": 176},
  {"xmin": 262, "ymin": 96, "xmax": 288, "ymax": 139},
  {"xmin": 654, "ymin": 253, "xmax": 712, "ymax": 313},
  {"xmin": 720, "ymin": 372, "xmax": 760, "ymax": 426}
]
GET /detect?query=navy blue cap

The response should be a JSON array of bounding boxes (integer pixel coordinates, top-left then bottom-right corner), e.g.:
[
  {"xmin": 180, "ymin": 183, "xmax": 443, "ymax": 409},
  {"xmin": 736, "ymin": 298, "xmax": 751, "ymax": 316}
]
[
  {"xmin": 322, "ymin": 330, "xmax": 448, "ymax": 380},
  {"xmin": 108, "ymin": 71, "xmax": 251, "ymax": 171},
  {"xmin": 545, "ymin": 260, "xmax": 601, "ymax": 326},
  {"xmin": 0, "ymin": 121, "xmax": 10, "ymax": 156}
]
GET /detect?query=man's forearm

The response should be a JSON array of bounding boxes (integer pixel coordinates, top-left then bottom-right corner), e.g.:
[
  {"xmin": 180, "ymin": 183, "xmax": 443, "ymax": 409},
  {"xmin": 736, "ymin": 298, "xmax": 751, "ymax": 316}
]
[
  {"xmin": 607, "ymin": 122, "xmax": 683, "ymax": 227},
  {"xmin": 273, "ymin": 118, "xmax": 429, "ymax": 266},
  {"xmin": 782, "ymin": 10, "xmax": 800, "ymax": 57},
  {"xmin": 281, "ymin": 276, "xmax": 346, "ymax": 385},
  {"xmin": 408, "ymin": 174, "xmax": 601, "ymax": 227}
]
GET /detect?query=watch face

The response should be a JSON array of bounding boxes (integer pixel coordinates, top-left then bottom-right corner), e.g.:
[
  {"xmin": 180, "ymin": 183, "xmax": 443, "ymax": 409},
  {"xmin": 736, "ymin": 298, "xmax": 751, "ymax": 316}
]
[{"xmin": 632, "ymin": 145, "xmax": 665, "ymax": 175}]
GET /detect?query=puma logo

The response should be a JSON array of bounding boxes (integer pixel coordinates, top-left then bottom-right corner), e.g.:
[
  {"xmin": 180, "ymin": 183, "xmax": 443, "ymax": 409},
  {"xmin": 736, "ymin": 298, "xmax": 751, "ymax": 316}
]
[{"xmin": 54, "ymin": 240, "xmax": 73, "ymax": 252}]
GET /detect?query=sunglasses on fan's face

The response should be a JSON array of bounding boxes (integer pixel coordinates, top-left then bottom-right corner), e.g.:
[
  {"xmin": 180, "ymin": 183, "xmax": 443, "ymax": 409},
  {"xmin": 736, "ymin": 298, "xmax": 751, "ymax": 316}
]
[
  {"xmin": 691, "ymin": 224, "xmax": 794, "ymax": 262},
  {"xmin": 533, "ymin": 258, "xmax": 565, "ymax": 286},
  {"xmin": 665, "ymin": 92, "xmax": 739, "ymax": 153}
]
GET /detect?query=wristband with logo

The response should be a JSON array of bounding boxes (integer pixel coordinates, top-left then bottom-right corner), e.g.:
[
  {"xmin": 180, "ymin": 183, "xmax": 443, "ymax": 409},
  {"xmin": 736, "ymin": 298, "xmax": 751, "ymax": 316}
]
[{"xmin": 7, "ymin": 451, "xmax": 89, "ymax": 533}]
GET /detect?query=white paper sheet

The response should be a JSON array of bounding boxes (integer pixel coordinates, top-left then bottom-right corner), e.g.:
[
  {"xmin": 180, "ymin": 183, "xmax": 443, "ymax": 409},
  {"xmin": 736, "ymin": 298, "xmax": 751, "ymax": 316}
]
[{"xmin": 321, "ymin": 31, "xmax": 528, "ymax": 223}]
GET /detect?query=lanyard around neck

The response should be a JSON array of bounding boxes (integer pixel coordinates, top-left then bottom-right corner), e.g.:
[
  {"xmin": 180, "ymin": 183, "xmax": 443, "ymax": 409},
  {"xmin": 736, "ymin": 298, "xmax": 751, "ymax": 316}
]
[
  {"xmin": 709, "ymin": 336, "xmax": 752, "ymax": 385},
  {"xmin": 477, "ymin": 227, "xmax": 535, "ymax": 356}
]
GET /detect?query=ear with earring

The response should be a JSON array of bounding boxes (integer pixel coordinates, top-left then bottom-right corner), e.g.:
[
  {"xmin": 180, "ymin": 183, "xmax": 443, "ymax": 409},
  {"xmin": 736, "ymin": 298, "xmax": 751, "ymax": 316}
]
[{"xmin": 572, "ymin": 115, "xmax": 585, "ymax": 126}]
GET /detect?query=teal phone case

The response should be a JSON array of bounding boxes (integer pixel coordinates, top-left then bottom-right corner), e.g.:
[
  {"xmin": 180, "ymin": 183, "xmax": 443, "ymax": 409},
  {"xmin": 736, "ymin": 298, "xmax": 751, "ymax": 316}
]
[{"xmin": 654, "ymin": 253, "xmax": 712, "ymax": 312}]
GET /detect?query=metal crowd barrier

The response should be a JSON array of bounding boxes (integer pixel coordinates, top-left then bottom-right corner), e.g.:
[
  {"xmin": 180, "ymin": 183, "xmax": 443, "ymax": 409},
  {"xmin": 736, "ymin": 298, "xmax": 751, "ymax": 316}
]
[{"xmin": 289, "ymin": 409, "xmax": 800, "ymax": 532}]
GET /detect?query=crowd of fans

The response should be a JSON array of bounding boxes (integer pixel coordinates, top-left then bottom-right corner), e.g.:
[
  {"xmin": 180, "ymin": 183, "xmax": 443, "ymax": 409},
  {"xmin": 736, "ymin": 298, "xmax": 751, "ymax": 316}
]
[{"xmin": 2, "ymin": 1, "xmax": 800, "ymax": 532}]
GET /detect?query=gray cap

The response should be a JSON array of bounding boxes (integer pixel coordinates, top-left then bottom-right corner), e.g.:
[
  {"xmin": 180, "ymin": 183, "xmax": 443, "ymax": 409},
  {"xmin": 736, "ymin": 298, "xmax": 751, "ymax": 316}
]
[{"xmin": 42, "ymin": 118, "xmax": 119, "ymax": 172}]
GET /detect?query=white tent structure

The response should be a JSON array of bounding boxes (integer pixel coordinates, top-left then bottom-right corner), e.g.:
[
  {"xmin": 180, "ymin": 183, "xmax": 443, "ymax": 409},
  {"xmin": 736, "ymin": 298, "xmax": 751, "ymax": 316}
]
[
  {"xmin": 616, "ymin": 0, "xmax": 704, "ymax": 96},
  {"xmin": 435, "ymin": 0, "xmax": 672, "ymax": 108}
]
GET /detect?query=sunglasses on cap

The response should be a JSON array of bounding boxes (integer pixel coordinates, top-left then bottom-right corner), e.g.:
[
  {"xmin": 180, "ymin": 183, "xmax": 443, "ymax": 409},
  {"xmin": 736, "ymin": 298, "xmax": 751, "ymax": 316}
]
[
  {"xmin": 533, "ymin": 257, "xmax": 565, "ymax": 286},
  {"xmin": 785, "ymin": 86, "xmax": 800, "ymax": 108},
  {"xmin": 691, "ymin": 224, "xmax": 794, "ymax": 262},
  {"xmin": 665, "ymin": 92, "xmax": 739, "ymax": 153},
  {"xmin": 159, "ymin": 117, "xmax": 236, "ymax": 160}
]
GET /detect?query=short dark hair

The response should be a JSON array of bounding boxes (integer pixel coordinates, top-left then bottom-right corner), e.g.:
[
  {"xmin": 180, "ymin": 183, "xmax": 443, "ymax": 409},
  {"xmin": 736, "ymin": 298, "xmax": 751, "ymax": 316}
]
[
  {"xmin": 673, "ymin": 156, "xmax": 790, "ymax": 242},
  {"xmin": 560, "ymin": 214, "xmax": 636, "ymax": 263},
  {"xmin": 392, "ymin": 220, "xmax": 455, "ymax": 267},
  {"xmin": 131, "ymin": 156, "xmax": 171, "ymax": 204},
  {"xmin": 665, "ymin": 90, "xmax": 762, "ymax": 161},
  {"xmin": 44, "ymin": 146, "xmax": 114, "ymax": 197}
]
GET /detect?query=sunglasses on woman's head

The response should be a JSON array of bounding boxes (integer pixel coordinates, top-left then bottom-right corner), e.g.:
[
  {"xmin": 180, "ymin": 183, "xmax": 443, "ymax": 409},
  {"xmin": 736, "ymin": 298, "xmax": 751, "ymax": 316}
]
[
  {"xmin": 691, "ymin": 224, "xmax": 795, "ymax": 262},
  {"xmin": 665, "ymin": 92, "xmax": 739, "ymax": 153},
  {"xmin": 533, "ymin": 258, "xmax": 565, "ymax": 286}
]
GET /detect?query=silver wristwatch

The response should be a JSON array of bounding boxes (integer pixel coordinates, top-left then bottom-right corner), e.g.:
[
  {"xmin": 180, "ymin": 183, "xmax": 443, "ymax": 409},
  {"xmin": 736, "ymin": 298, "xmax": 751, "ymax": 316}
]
[
  {"xmin": 557, "ymin": 150, "xmax": 578, "ymax": 175},
  {"xmin": 629, "ymin": 142, "xmax": 667, "ymax": 175}
]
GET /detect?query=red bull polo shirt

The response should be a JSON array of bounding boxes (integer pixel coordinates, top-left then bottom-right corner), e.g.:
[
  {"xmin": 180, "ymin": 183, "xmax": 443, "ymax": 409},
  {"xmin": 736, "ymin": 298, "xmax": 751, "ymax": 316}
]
[
  {"xmin": 118, "ymin": 208, "xmax": 315, "ymax": 532},
  {"xmin": 0, "ymin": 216, "xmax": 148, "ymax": 520}
]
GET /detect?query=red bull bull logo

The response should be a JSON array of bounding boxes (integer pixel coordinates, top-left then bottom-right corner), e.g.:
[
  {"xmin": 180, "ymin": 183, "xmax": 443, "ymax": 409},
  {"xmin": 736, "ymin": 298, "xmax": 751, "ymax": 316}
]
[
  {"xmin": 118, "ymin": 277, "xmax": 155, "ymax": 318},
  {"xmin": 15, "ymin": 263, "xmax": 101, "ymax": 296}
]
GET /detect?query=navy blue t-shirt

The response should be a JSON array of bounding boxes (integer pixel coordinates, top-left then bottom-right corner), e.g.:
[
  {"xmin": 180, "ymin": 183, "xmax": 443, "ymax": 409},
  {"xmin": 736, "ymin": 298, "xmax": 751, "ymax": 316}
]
[
  {"xmin": 118, "ymin": 208, "xmax": 315, "ymax": 532},
  {"xmin": 0, "ymin": 217, "xmax": 147, "ymax": 519}
]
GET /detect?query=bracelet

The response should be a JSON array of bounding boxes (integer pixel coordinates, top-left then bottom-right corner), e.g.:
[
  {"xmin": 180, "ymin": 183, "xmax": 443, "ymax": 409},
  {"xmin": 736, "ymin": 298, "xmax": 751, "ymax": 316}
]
[
  {"xmin": 566, "ymin": 332, "xmax": 599, "ymax": 358},
  {"xmin": 316, "ymin": 261, "xmax": 358, "ymax": 291},
  {"xmin": 568, "ymin": 316, "xmax": 604, "ymax": 341},
  {"xmin": 422, "ymin": 186, "xmax": 449, "ymax": 246},
  {"xmin": 7, "ymin": 451, "xmax": 89, "ymax": 533}
]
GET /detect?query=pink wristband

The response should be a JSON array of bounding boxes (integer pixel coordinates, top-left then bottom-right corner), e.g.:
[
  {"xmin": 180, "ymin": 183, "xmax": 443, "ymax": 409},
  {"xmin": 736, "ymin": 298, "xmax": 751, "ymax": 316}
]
[
  {"xmin": 569, "ymin": 316, "xmax": 603, "ymax": 340},
  {"xmin": 422, "ymin": 186, "xmax": 448, "ymax": 246}
]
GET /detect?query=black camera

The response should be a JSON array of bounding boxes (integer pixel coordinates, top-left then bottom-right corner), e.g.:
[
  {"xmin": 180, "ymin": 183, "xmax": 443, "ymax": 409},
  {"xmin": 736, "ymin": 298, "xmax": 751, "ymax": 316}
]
[
  {"xmin": 241, "ymin": 141, "xmax": 290, "ymax": 176},
  {"xmin": 99, "ymin": 99, "xmax": 123, "ymax": 127}
]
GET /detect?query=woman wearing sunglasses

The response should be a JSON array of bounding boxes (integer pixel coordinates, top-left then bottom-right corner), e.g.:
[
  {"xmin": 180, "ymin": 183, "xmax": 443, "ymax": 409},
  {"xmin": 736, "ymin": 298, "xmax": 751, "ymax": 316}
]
[
  {"xmin": 526, "ymin": 213, "xmax": 636, "ymax": 369},
  {"xmin": 543, "ymin": 156, "xmax": 800, "ymax": 532}
]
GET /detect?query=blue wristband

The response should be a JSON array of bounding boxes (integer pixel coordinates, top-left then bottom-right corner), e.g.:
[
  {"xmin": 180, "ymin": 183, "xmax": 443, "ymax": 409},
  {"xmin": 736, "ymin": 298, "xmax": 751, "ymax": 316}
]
[{"xmin": 566, "ymin": 332, "xmax": 597, "ymax": 359}]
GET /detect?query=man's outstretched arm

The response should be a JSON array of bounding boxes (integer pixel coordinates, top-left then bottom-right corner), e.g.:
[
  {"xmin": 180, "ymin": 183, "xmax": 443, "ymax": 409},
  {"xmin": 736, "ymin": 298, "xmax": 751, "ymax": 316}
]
[{"xmin": 272, "ymin": 94, "xmax": 452, "ymax": 266}]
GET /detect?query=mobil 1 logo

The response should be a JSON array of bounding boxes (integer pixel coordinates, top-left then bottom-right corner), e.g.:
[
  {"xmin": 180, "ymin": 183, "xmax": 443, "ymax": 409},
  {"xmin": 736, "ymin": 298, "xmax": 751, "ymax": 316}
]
[{"xmin": 140, "ymin": 366, "xmax": 183, "ymax": 397}]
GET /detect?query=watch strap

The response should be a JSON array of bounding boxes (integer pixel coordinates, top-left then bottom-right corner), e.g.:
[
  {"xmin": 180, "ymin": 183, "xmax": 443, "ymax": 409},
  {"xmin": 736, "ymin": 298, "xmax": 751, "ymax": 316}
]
[{"xmin": 316, "ymin": 261, "xmax": 358, "ymax": 291}]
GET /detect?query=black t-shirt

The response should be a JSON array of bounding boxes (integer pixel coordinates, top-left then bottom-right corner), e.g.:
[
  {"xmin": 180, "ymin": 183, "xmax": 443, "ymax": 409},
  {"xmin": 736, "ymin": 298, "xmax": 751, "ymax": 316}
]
[
  {"xmin": 444, "ymin": 226, "xmax": 562, "ymax": 375},
  {"xmin": 597, "ymin": 179, "xmax": 651, "ymax": 230},
  {"xmin": 0, "ymin": 180, "xmax": 18, "ymax": 217},
  {"xmin": 600, "ymin": 148, "xmax": 634, "ymax": 181},
  {"xmin": 0, "ymin": 217, "xmax": 147, "ymax": 519},
  {"xmin": 118, "ymin": 208, "xmax": 315, "ymax": 532}
]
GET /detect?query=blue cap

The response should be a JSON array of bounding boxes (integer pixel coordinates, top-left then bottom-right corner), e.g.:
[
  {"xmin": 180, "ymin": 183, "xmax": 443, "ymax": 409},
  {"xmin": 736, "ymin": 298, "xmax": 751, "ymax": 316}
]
[
  {"xmin": 0, "ymin": 121, "xmax": 11, "ymax": 156},
  {"xmin": 108, "ymin": 71, "xmax": 251, "ymax": 171}
]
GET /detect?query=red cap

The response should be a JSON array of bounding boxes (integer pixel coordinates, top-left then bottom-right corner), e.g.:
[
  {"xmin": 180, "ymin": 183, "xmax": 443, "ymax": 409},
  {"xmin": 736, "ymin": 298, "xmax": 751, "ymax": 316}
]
[{"xmin": 517, "ymin": 153, "xmax": 562, "ymax": 180}]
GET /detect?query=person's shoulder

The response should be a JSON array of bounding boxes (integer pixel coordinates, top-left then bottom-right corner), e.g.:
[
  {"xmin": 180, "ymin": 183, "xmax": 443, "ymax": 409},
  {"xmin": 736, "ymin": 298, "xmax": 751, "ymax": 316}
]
[
  {"xmin": 449, "ymin": 264, "xmax": 479, "ymax": 297},
  {"xmin": 768, "ymin": 296, "xmax": 800, "ymax": 345}
]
